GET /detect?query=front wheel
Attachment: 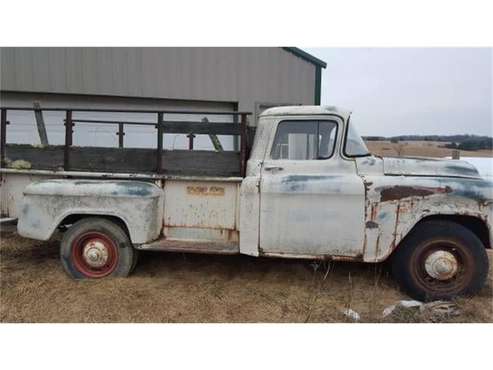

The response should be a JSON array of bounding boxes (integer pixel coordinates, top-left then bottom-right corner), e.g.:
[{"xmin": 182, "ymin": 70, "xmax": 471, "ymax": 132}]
[
  {"xmin": 391, "ymin": 220, "xmax": 489, "ymax": 301},
  {"xmin": 60, "ymin": 217, "xmax": 136, "ymax": 279}
]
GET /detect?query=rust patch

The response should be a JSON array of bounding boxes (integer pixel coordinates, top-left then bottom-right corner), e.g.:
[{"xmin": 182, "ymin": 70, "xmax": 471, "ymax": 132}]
[
  {"xmin": 186, "ymin": 185, "xmax": 225, "ymax": 196},
  {"xmin": 375, "ymin": 233, "xmax": 381, "ymax": 259},
  {"xmin": 379, "ymin": 185, "xmax": 452, "ymax": 202},
  {"xmin": 370, "ymin": 204, "xmax": 378, "ymax": 221},
  {"xmin": 392, "ymin": 203, "xmax": 401, "ymax": 249},
  {"xmin": 224, "ymin": 229, "xmax": 239, "ymax": 242},
  {"xmin": 331, "ymin": 254, "xmax": 364, "ymax": 262}
]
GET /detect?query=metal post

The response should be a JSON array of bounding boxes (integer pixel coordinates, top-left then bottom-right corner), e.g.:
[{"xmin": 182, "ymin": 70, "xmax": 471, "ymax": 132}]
[
  {"xmin": 64, "ymin": 110, "xmax": 73, "ymax": 171},
  {"xmin": 1, "ymin": 109, "xmax": 7, "ymax": 168},
  {"xmin": 117, "ymin": 123, "xmax": 125, "ymax": 148},
  {"xmin": 187, "ymin": 133, "xmax": 195, "ymax": 150},
  {"xmin": 232, "ymin": 104, "xmax": 239, "ymax": 151},
  {"xmin": 156, "ymin": 112, "xmax": 164, "ymax": 173},
  {"xmin": 240, "ymin": 113, "xmax": 247, "ymax": 177}
]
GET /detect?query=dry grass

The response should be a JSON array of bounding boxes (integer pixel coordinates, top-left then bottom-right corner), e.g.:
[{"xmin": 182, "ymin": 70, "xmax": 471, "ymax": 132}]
[
  {"xmin": 1, "ymin": 230, "xmax": 492, "ymax": 323},
  {"xmin": 366, "ymin": 140, "xmax": 493, "ymax": 158}
]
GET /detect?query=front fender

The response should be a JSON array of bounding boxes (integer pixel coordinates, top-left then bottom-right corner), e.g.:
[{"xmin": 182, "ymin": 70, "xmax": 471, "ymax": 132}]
[
  {"xmin": 362, "ymin": 176, "xmax": 492, "ymax": 262},
  {"xmin": 17, "ymin": 179, "xmax": 164, "ymax": 244}
]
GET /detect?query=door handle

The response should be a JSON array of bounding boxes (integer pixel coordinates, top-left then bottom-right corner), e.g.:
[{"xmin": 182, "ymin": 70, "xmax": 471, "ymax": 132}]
[{"xmin": 264, "ymin": 166, "xmax": 284, "ymax": 172}]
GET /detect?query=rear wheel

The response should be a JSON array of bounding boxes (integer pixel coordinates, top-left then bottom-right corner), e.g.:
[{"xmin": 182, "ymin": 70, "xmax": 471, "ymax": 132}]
[
  {"xmin": 391, "ymin": 220, "xmax": 489, "ymax": 301},
  {"xmin": 60, "ymin": 217, "xmax": 136, "ymax": 279}
]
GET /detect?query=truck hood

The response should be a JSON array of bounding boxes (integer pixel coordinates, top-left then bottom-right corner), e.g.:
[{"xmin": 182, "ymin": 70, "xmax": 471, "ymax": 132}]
[{"xmin": 383, "ymin": 157, "xmax": 481, "ymax": 179}]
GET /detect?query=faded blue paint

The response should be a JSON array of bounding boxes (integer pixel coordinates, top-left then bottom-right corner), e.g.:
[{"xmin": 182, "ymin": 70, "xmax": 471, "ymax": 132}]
[
  {"xmin": 112, "ymin": 182, "xmax": 154, "ymax": 197},
  {"xmin": 435, "ymin": 178, "xmax": 493, "ymax": 204},
  {"xmin": 279, "ymin": 175, "xmax": 343, "ymax": 192}
]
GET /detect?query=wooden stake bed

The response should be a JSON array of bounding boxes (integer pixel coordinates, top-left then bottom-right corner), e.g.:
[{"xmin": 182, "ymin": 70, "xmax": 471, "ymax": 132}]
[{"xmin": 0, "ymin": 107, "xmax": 251, "ymax": 178}]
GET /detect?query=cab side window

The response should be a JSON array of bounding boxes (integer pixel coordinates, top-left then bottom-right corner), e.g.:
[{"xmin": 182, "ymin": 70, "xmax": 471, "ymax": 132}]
[{"xmin": 270, "ymin": 120, "xmax": 337, "ymax": 160}]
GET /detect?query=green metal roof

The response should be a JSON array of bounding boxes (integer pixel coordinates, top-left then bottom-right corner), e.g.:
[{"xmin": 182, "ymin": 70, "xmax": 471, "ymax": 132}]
[{"xmin": 282, "ymin": 47, "xmax": 327, "ymax": 68}]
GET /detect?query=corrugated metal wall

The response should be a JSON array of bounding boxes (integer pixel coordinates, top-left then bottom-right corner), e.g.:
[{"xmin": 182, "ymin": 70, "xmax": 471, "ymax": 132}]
[{"xmin": 1, "ymin": 47, "xmax": 316, "ymax": 112}]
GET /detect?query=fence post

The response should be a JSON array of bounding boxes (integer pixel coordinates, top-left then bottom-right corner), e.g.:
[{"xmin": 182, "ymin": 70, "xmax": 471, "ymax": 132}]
[
  {"xmin": 187, "ymin": 133, "xmax": 195, "ymax": 150},
  {"xmin": 117, "ymin": 123, "xmax": 125, "ymax": 148},
  {"xmin": 156, "ymin": 112, "xmax": 164, "ymax": 173},
  {"xmin": 1, "ymin": 109, "xmax": 7, "ymax": 168},
  {"xmin": 64, "ymin": 110, "xmax": 73, "ymax": 171},
  {"xmin": 240, "ymin": 113, "xmax": 247, "ymax": 177}
]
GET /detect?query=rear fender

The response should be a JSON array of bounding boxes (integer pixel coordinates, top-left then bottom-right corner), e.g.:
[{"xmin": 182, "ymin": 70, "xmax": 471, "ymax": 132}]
[{"xmin": 17, "ymin": 179, "xmax": 164, "ymax": 244}]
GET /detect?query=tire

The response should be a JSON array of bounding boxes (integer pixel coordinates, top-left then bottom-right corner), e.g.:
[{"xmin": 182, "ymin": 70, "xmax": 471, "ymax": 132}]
[
  {"xmin": 391, "ymin": 220, "xmax": 489, "ymax": 301},
  {"xmin": 130, "ymin": 248, "xmax": 139, "ymax": 273},
  {"xmin": 60, "ymin": 217, "xmax": 136, "ymax": 279}
]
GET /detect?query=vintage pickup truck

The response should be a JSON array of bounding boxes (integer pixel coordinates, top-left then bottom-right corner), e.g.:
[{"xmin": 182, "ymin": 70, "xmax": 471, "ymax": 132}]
[{"xmin": 0, "ymin": 105, "xmax": 491, "ymax": 301}]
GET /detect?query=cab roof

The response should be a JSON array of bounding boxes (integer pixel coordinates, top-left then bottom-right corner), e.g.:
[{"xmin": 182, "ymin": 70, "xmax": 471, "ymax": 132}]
[{"xmin": 260, "ymin": 105, "xmax": 351, "ymax": 119}]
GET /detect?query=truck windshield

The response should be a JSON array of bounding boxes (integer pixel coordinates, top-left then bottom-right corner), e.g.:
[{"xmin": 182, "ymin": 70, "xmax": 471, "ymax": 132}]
[{"xmin": 344, "ymin": 119, "xmax": 370, "ymax": 157}]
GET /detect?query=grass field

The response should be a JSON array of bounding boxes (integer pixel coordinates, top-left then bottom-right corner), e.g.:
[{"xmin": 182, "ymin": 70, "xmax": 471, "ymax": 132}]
[
  {"xmin": 1, "ymin": 230, "xmax": 491, "ymax": 323},
  {"xmin": 365, "ymin": 140, "xmax": 493, "ymax": 158},
  {"xmin": 1, "ymin": 142, "xmax": 492, "ymax": 323}
]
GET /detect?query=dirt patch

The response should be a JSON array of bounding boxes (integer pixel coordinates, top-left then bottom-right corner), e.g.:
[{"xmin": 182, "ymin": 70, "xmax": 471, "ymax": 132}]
[
  {"xmin": 1, "ymin": 231, "xmax": 492, "ymax": 323},
  {"xmin": 366, "ymin": 140, "xmax": 493, "ymax": 158}
]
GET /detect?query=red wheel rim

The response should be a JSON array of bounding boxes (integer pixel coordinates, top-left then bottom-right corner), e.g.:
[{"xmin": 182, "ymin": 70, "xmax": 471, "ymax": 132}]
[{"xmin": 71, "ymin": 232, "xmax": 119, "ymax": 278}]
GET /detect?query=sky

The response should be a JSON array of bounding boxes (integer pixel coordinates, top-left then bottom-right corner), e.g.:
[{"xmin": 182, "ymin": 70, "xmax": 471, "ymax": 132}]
[{"xmin": 306, "ymin": 48, "xmax": 492, "ymax": 137}]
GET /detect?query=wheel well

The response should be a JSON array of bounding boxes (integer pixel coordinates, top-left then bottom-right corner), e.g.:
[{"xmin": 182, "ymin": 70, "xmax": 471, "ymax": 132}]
[
  {"xmin": 58, "ymin": 214, "xmax": 131, "ymax": 238},
  {"xmin": 413, "ymin": 215, "xmax": 491, "ymax": 249}
]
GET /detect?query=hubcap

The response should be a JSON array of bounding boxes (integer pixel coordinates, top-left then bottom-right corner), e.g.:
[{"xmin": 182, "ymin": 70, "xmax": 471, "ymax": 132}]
[
  {"xmin": 424, "ymin": 250, "xmax": 459, "ymax": 280},
  {"xmin": 82, "ymin": 239, "xmax": 109, "ymax": 268}
]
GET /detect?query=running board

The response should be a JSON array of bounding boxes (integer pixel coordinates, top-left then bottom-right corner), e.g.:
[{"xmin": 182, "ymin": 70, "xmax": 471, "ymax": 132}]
[{"xmin": 137, "ymin": 238, "xmax": 240, "ymax": 255}]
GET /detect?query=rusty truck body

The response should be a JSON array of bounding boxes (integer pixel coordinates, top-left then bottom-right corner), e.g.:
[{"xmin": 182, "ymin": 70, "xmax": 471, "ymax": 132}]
[{"xmin": 0, "ymin": 105, "xmax": 491, "ymax": 301}]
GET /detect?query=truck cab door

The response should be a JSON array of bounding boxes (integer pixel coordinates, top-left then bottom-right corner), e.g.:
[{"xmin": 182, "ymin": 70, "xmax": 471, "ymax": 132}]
[{"xmin": 259, "ymin": 117, "xmax": 366, "ymax": 258}]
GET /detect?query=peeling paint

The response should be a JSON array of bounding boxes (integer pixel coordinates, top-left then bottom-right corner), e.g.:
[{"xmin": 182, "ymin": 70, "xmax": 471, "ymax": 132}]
[
  {"xmin": 383, "ymin": 157, "xmax": 481, "ymax": 178},
  {"xmin": 362, "ymin": 174, "xmax": 493, "ymax": 262},
  {"xmin": 378, "ymin": 185, "xmax": 452, "ymax": 202},
  {"xmin": 366, "ymin": 220, "xmax": 379, "ymax": 229}
]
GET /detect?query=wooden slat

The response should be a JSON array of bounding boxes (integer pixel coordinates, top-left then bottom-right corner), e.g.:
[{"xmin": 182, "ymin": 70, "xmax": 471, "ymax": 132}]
[
  {"xmin": 33, "ymin": 102, "xmax": 49, "ymax": 146},
  {"xmin": 240, "ymin": 114, "xmax": 248, "ymax": 177},
  {"xmin": 162, "ymin": 121, "xmax": 240, "ymax": 135},
  {"xmin": 5, "ymin": 144, "xmax": 241, "ymax": 177},
  {"xmin": 64, "ymin": 111, "xmax": 73, "ymax": 170},
  {"xmin": 0, "ymin": 109, "xmax": 7, "ymax": 167},
  {"xmin": 117, "ymin": 123, "xmax": 125, "ymax": 148},
  {"xmin": 163, "ymin": 150, "xmax": 240, "ymax": 176},
  {"xmin": 156, "ymin": 112, "xmax": 164, "ymax": 173},
  {"xmin": 6, "ymin": 144, "xmax": 65, "ymax": 170}
]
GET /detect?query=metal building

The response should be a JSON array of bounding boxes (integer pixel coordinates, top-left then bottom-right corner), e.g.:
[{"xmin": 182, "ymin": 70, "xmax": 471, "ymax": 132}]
[{"xmin": 0, "ymin": 47, "xmax": 326, "ymax": 150}]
